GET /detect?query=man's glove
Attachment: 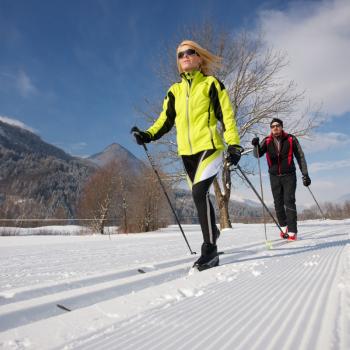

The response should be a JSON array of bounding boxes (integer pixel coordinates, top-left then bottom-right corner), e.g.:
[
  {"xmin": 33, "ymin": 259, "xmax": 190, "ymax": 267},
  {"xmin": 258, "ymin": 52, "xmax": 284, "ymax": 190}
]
[
  {"xmin": 131, "ymin": 126, "xmax": 152, "ymax": 145},
  {"xmin": 251, "ymin": 137, "xmax": 260, "ymax": 147},
  {"xmin": 227, "ymin": 145, "xmax": 244, "ymax": 166},
  {"xmin": 302, "ymin": 174, "xmax": 311, "ymax": 187}
]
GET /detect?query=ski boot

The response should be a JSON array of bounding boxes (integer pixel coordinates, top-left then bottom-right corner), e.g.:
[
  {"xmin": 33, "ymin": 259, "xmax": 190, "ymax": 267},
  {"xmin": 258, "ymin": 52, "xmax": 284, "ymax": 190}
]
[
  {"xmin": 287, "ymin": 233, "xmax": 297, "ymax": 241},
  {"xmin": 193, "ymin": 243, "xmax": 219, "ymax": 271}
]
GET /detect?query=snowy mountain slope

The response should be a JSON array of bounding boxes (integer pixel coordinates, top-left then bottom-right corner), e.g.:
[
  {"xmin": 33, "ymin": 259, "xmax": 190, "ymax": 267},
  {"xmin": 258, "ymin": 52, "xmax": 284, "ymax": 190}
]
[
  {"xmin": 0, "ymin": 220, "xmax": 349, "ymax": 349},
  {"xmin": 87, "ymin": 143, "xmax": 145, "ymax": 175}
]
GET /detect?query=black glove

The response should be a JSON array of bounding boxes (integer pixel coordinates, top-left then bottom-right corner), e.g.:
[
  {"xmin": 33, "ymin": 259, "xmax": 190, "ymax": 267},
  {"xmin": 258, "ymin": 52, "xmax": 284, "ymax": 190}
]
[
  {"xmin": 227, "ymin": 145, "xmax": 244, "ymax": 166},
  {"xmin": 302, "ymin": 174, "xmax": 311, "ymax": 187},
  {"xmin": 131, "ymin": 126, "xmax": 152, "ymax": 145},
  {"xmin": 251, "ymin": 137, "xmax": 260, "ymax": 147}
]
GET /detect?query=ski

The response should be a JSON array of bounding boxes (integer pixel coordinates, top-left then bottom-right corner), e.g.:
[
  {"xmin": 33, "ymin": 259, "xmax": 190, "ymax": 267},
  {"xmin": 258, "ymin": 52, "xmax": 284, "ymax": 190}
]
[{"xmin": 57, "ymin": 304, "xmax": 71, "ymax": 312}]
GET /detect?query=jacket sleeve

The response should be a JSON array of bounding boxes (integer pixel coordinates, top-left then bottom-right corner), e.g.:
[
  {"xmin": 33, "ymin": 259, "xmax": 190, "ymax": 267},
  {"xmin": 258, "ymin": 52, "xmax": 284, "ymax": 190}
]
[
  {"xmin": 146, "ymin": 87, "xmax": 176, "ymax": 141},
  {"xmin": 253, "ymin": 137, "xmax": 267, "ymax": 158},
  {"xmin": 292, "ymin": 136, "xmax": 308, "ymax": 175},
  {"xmin": 210, "ymin": 79, "xmax": 240, "ymax": 146}
]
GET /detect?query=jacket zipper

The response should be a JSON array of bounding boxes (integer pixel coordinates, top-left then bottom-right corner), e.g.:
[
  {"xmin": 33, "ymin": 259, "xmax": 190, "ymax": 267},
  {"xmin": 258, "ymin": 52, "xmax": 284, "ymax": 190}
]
[{"xmin": 185, "ymin": 77, "xmax": 193, "ymax": 154}]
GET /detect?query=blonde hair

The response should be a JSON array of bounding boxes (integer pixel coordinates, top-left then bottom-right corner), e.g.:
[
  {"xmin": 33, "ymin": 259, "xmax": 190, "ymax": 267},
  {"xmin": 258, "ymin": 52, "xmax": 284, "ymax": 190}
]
[{"xmin": 176, "ymin": 40, "xmax": 222, "ymax": 75}]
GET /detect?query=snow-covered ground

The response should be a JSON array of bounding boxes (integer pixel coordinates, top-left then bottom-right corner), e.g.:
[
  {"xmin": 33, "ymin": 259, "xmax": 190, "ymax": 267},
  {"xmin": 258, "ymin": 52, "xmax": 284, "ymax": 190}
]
[{"xmin": 0, "ymin": 220, "xmax": 349, "ymax": 350}]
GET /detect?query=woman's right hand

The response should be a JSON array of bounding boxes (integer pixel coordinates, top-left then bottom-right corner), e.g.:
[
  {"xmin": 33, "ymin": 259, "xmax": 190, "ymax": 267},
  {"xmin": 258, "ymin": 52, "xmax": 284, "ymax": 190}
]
[{"xmin": 131, "ymin": 126, "xmax": 152, "ymax": 145}]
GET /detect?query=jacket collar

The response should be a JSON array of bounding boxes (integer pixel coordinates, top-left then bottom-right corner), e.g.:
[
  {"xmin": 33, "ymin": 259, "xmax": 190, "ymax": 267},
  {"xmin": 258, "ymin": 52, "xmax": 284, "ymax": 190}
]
[{"xmin": 180, "ymin": 70, "xmax": 203, "ymax": 82}]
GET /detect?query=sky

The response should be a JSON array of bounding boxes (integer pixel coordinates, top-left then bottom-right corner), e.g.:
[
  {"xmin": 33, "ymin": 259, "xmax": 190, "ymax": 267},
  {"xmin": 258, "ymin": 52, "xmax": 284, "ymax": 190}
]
[{"xmin": 0, "ymin": 0, "xmax": 349, "ymax": 206}]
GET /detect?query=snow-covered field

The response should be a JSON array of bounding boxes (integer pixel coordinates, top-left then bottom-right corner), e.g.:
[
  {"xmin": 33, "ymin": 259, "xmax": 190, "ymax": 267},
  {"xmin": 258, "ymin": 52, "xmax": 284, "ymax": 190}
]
[{"xmin": 0, "ymin": 220, "xmax": 349, "ymax": 350}]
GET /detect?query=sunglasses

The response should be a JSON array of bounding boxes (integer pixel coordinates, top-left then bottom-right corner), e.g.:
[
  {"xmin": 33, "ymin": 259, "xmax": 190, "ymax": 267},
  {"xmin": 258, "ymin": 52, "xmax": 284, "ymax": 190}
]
[
  {"xmin": 271, "ymin": 124, "xmax": 282, "ymax": 129},
  {"xmin": 177, "ymin": 48, "xmax": 199, "ymax": 59}
]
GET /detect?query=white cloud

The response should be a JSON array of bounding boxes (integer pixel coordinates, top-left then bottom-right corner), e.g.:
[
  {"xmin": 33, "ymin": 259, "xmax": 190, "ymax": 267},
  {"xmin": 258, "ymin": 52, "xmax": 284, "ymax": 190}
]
[
  {"xmin": 309, "ymin": 159, "xmax": 350, "ymax": 173},
  {"xmin": 0, "ymin": 115, "xmax": 37, "ymax": 133},
  {"xmin": 258, "ymin": 0, "xmax": 350, "ymax": 118},
  {"xmin": 300, "ymin": 131, "xmax": 350, "ymax": 153},
  {"xmin": 17, "ymin": 70, "xmax": 37, "ymax": 97}
]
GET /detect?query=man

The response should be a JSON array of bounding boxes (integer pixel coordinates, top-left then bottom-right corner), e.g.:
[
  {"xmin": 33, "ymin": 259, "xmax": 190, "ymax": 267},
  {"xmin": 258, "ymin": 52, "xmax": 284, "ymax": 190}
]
[{"xmin": 252, "ymin": 118, "xmax": 311, "ymax": 240}]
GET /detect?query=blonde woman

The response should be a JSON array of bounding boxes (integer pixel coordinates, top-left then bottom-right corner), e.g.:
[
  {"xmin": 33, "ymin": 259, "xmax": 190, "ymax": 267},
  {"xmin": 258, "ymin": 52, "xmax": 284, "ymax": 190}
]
[{"xmin": 132, "ymin": 40, "xmax": 242, "ymax": 270}]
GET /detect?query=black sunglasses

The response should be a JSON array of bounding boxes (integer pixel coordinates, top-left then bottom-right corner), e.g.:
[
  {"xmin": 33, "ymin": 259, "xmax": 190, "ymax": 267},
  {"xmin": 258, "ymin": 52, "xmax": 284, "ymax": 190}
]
[
  {"xmin": 177, "ymin": 48, "xmax": 199, "ymax": 59},
  {"xmin": 271, "ymin": 124, "xmax": 282, "ymax": 129}
]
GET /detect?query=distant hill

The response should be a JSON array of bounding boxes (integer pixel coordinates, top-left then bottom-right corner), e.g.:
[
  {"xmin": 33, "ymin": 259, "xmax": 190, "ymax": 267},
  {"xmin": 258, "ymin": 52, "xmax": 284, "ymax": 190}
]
[
  {"xmin": 0, "ymin": 120, "xmax": 72, "ymax": 161},
  {"xmin": 88, "ymin": 143, "xmax": 146, "ymax": 175},
  {"xmin": 0, "ymin": 120, "xmax": 94, "ymax": 218},
  {"xmin": 0, "ymin": 120, "xmax": 149, "ymax": 220}
]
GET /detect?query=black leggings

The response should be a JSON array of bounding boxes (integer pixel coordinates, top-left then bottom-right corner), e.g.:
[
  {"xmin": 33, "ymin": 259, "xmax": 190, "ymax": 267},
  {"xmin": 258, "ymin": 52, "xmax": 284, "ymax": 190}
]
[
  {"xmin": 270, "ymin": 173, "xmax": 298, "ymax": 233},
  {"xmin": 182, "ymin": 150, "xmax": 218, "ymax": 244}
]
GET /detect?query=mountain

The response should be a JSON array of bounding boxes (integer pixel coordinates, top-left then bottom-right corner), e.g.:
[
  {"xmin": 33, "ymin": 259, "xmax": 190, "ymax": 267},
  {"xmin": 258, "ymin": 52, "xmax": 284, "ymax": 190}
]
[
  {"xmin": 88, "ymin": 143, "xmax": 145, "ymax": 175},
  {"xmin": 0, "ymin": 120, "xmax": 72, "ymax": 161},
  {"xmin": 0, "ymin": 120, "xmax": 149, "ymax": 220},
  {"xmin": 0, "ymin": 120, "xmax": 95, "ymax": 218}
]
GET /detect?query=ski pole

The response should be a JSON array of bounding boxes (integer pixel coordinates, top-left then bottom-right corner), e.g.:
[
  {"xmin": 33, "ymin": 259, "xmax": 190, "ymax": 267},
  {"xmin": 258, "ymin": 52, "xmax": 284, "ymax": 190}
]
[
  {"xmin": 234, "ymin": 164, "xmax": 283, "ymax": 232},
  {"xmin": 255, "ymin": 141, "xmax": 271, "ymax": 249},
  {"xmin": 141, "ymin": 143, "xmax": 196, "ymax": 255},
  {"xmin": 307, "ymin": 186, "xmax": 326, "ymax": 220}
]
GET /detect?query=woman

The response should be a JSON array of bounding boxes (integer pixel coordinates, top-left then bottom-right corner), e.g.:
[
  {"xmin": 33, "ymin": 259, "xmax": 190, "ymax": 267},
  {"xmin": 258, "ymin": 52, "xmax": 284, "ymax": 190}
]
[{"xmin": 132, "ymin": 40, "xmax": 242, "ymax": 270}]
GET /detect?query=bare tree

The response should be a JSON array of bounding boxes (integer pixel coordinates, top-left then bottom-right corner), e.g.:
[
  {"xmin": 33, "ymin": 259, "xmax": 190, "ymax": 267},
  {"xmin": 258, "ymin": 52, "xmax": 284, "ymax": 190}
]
[
  {"xmin": 77, "ymin": 162, "xmax": 119, "ymax": 234},
  {"xmin": 126, "ymin": 165, "xmax": 173, "ymax": 232},
  {"xmin": 139, "ymin": 24, "xmax": 321, "ymax": 229},
  {"xmin": 77, "ymin": 160, "xmax": 172, "ymax": 234}
]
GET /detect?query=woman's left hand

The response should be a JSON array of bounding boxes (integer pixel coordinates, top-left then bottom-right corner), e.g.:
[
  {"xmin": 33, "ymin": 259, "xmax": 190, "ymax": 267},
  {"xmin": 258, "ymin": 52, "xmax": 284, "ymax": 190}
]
[{"xmin": 227, "ymin": 145, "xmax": 244, "ymax": 166}]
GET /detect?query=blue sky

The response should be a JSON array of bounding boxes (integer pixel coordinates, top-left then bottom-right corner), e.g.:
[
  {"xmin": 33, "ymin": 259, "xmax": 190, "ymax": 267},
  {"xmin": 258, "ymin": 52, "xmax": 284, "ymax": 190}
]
[{"xmin": 0, "ymin": 0, "xmax": 349, "ymax": 205}]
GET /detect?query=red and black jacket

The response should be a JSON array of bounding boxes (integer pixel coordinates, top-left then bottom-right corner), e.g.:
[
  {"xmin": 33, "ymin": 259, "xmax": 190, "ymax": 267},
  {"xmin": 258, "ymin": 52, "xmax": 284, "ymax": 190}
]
[{"xmin": 254, "ymin": 132, "xmax": 308, "ymax": 176}]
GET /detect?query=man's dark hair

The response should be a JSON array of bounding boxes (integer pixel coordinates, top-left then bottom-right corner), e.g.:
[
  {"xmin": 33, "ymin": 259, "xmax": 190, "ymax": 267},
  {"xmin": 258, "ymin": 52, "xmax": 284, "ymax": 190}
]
[{"xmin": 270, "ymin": 118, "xmax": 283, "ymax": 128}]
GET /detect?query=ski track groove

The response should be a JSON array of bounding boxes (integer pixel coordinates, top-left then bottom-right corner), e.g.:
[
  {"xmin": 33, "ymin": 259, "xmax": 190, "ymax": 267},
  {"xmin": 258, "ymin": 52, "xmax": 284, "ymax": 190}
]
[
  {"xmin": 0, "ymin": 239, "xmax": 275, "ymax": 309},
  {"xmin": 0, "ymin": 264, "xmax": 194, "ymax": 332},
  {"xmin": 0, "ymin": 227, "xmax": 322, "ymax": 294},
  {"xmin": 1, "ymin": 243, "xmax": 273, "ymax": 332},
  {"xmin": 75, "ymin": 279, "xmax": 246, "ymax": 350},
  {"xmin": 0, "ymin": 257, "xmax": 197, "ymax": 306},
  {"xmin": 67, "ymin": 227, "xmax": 348, "ymax": 350},
  {"xmin": 72, "ymin": 252, "xmax": 294, "ymax": 350},
  {"xmin": 188, "ymin": 254, "xmax": 302, "ymax": 350},
  {"xmin": 71, "ymin": 265, "xmax": 267, "ymax": 350},
  {"xmin": 246, "ymin": 240, "xmax": 342, "ymax": 350},
  {"xmin": 98, "ymin": 244, "xmax": 293, "ymax": 350},
  {"xmin": 68, "ymin": 234, "xmax": 303, "ymax": 349},
  {"xmin": 172, "ymin": 261, "xmax": 295, "ymax": 350},
  {"xmin": 290, "ymin": 242, "xmax": 344, "ymax": 350},
  {"xmin": 0, "ymin": 227, "xmax": 321, "ymax": 291},
  {"xmin": 1, "ymin": 224, "xmax": 348, "ymax": 349},
  {"xmin": 205, "ymin": 260, "xmax": 302, "ymax": 350}
]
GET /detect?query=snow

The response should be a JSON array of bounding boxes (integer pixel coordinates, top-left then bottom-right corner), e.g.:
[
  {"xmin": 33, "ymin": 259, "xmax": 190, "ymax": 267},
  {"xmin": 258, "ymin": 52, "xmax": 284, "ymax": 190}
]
[{"xmin": 0, "ymin": 220, "xmax": 349, "ymax": 350}]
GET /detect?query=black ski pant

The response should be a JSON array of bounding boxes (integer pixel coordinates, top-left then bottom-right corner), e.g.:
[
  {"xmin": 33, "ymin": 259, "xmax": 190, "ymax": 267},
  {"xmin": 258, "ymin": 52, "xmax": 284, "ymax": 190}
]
[
  {"xmin": 182, "ymin": 151, "xmax": 218, "ymax": 245},
  {"xmin": 270, "ymin": 173, "xmax": 298, "ymax": 233}
]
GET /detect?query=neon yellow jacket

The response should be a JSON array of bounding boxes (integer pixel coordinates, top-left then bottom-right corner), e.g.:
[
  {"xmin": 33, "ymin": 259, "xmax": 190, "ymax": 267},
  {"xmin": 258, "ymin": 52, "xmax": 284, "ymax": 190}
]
[{"xmin": 147, "ymin": 70, "xmax": 240, "ymax": 155}]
